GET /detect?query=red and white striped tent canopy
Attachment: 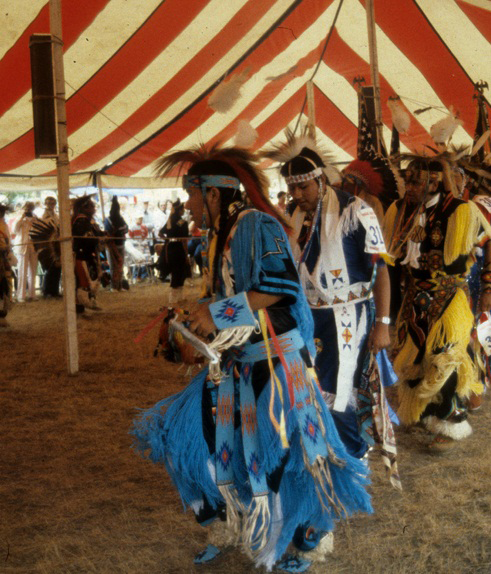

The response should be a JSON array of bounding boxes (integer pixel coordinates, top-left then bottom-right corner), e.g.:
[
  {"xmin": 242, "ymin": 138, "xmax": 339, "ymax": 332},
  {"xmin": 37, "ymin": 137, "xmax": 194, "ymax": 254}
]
[{"xmin": 1, "ymin": 0, "xmax": 490, "ymax": 191}]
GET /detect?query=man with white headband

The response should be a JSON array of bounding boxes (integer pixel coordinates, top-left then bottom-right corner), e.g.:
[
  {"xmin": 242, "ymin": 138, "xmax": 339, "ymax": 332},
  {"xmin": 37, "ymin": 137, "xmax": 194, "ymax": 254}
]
[{"xmin": 264, "ymin": 132, "xmax": 392, "ymax": 464}]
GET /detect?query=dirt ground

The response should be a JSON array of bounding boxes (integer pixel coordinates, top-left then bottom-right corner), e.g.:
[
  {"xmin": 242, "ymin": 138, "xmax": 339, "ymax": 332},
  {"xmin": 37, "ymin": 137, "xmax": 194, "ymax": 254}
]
[{"xmin": 2, "ymin": 282, "xmax": 491, "ymax": 574}]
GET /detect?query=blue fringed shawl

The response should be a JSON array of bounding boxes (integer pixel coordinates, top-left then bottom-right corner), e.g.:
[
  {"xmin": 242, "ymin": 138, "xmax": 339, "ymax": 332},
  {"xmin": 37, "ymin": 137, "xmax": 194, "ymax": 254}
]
[{"xmin": 228, "ymin": 211, "xmax": 316, "ymax": 357}]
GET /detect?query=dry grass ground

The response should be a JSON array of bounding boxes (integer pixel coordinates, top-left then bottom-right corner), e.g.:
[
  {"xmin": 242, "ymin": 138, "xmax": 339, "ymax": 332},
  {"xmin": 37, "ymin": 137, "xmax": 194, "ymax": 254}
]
[{"xmin": 2, "ymin": 282, "xmax": 491, "ymax": 574}]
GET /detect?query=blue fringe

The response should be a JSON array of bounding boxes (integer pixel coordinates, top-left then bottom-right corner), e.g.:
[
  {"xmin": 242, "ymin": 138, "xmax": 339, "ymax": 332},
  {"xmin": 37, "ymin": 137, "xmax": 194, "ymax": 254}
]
[
  {"xmin": 130, "ymin": 367, "xmax": 223, "ymax": 509},
  {"xmin": 253, "ymin": 358, "xmax": 372, "ymax": 564},
  {"xmin": 131, "ymin": 352, "xmax": 372, "ymax": 567}
]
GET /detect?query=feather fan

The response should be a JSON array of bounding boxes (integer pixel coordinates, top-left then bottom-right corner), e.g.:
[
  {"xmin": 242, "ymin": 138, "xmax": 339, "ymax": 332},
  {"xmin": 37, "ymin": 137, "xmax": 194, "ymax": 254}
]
[{"xmin": 29, "ymin": 218, "xmax": 60, "ymax": 269}]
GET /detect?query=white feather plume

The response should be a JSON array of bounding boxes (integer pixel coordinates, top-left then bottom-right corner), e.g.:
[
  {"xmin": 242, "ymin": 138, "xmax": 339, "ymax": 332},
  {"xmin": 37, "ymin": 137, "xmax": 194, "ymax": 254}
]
[
  {"xmin": 208, "ymin": 69, "xmax": 250, "ymax": 114},
  {"xmin": 430, "ymin": 106, "xmax": 463, "ymax": 144},
  {"xmin": 234, "ymin": 120, "xmax": 258, "ymax": 148},
  {"xmin": 387, "ymin": 97, "xmax": 410, "ymax": 135}
]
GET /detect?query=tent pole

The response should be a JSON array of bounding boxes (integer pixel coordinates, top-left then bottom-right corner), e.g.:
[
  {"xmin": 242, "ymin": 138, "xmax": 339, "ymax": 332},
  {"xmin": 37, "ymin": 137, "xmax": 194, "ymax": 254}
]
[
  {"xmin": 50, "ymin": 0, "xmax": 79, "ymax": 374},
  {"xmin": 306, "ymin": 80, "xmax": 316, "ymax": 141},
  {"xmin": 366, "ymin": 0, "xmax": 383, "ymax": 154},
  {"xmin": 96, "ymin": 174, "xmax": 106, "ymax": 222}
]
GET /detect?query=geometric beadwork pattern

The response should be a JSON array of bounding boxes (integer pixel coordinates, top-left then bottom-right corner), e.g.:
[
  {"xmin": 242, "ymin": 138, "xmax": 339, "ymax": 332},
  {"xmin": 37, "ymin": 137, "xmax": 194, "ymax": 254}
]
[
  {"xmin": 303, "ymin": 414, "xmax": 320, "ymax": 445},
  {"xmin": 217, "ymin": 441, "xmax": 233, "ymax": 471},
  {"xmin": 217, "ymin": 394, "xmax": 233, "ymax": 426},
  {"xmin": 241, "ymin": 404, "xmax": 257, "ymax": 435}
]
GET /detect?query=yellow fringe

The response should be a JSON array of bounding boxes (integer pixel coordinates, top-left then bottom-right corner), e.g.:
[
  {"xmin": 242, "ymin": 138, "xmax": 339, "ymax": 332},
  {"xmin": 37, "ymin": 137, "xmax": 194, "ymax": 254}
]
[
  {"xmin": 200, "ymin": 230, "xmax": 218, "ymax": 299},
  {"xmin": 425, "ymin": 288, "xmax": 473, "ymax": 351},
  {"xmin": 395, "ymin": 288, "xmax": 478, "ymax": 424},
  {"xmin": 443, "ymin": 202, "xmax": 482, "ymax": 266},
  {"xmin": 382, "ymin": 201, "xmax": 399, "ymax": 258},
  {"xmin": 392, "ymin": 336, "xmax": 420, "ymax": 378},
  {"xmin": 258, "ymin": 309, "xmax": 289, "ymax": 449}
]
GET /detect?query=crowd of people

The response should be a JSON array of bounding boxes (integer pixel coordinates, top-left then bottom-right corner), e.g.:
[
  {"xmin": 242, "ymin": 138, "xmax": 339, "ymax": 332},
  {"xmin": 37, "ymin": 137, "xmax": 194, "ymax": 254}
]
[
  {"xmin": 1, "ymin": 129, "xmax": 490, "ymax": 572},
  {"xmin": 0, "ymin": 194, "xmax": 199, "ymax": 321}
]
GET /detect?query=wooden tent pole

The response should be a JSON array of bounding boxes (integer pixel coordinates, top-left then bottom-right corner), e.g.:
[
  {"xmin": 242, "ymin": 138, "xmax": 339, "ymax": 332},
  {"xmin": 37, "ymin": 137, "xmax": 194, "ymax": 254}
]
[
  {"xmin": 306, "ymin": 80, "xmax": 316, "ymax": 141},
  {"xmin": 96, "ymin": 174, "xmax": 106, "ymax": 222},
  {"xmin": 50, "ymin": 0, "xmax": 79, "ymax": 374},
  {"xmin": 366, "ymin": 0, "xmax": 383, "ymax": 154}
]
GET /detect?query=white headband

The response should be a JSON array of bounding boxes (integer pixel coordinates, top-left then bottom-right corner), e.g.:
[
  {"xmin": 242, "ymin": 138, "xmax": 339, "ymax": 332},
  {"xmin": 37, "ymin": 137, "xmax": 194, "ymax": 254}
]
[{"xmin": 284, "ymin": 167, "xmax": 323, "ymax": 185}]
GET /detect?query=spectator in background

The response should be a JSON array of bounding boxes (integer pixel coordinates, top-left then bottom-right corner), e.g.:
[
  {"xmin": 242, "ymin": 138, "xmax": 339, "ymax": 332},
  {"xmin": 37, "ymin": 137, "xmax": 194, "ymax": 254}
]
[
  {"xmin": 154, "ymin": 199, "xmax": 173, "ymax": 233},
  {"xmin": 276, "ymin": 190, "xmax": 288, "ymax": 215},
  {"xmin": 129, "ymin": 214, "xmax": 150, "ymax": 281},
  {"xmin": 0, "ymin": 202, "xmax": 14, "ymax": 325},
  {"xmin": 33, "ymin": 200, "xmax": 44, "ymax": 218},
  {"xmin": 141, "ymin": 200, "xmax": 155, "ymax": 234},
  {"xmin": 14, "ymin": 201, "xmax": 39, "ymax": 302},
  {"xmin": 157, "ymin": 199, "xmax": 189, "ymax": 303},
  {"xmin": 104, "ymin": 196, "xmax": 128, "ymax": 291},
  {"xmin": 72, "ymin": 195, "xmax": 105, "ymax": 314},
  {"xmin": 187, "ymin": 220, "xmax": 203, "ymax": 276},
  {"xmin": 40, "ymin": 196, "xmax": 61, "ymax": 298},
  {"xmin": 141, "ymin": 199, "xmax": 157, "ymax": 256}
]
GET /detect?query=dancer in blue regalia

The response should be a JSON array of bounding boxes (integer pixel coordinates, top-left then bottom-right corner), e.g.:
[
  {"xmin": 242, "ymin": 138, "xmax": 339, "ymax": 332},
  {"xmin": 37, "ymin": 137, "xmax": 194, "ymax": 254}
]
[{"xmin": 131, "ymin": 144, "xmax": 372, "ymax": 572}]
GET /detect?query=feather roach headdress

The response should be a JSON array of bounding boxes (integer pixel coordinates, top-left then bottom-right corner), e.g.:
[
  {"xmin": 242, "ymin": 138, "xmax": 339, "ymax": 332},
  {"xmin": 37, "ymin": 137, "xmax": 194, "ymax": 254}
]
[
  {"xmin": 453, "ymin": 140, "xmax": 491, "ymax": 196},
  {"xmin": 155, "ymin": 142, "xmax": 288, "ymax": 228},
  {"xmin": 343, "ymin": 157, "xmax": 404, "ymax": 210},
  {"xmin": 398, "ymin": 146, "xmax": 491, "ymax": 198},
  {"xmin": 261, "ymin": 128, "xmax": 341, "ymax": 186}
]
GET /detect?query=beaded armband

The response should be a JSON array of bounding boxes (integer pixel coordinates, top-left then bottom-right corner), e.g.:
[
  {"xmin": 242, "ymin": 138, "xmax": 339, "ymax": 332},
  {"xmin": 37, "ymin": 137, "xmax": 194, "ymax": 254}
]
[{"xmin": 209, "ymin": 292, "xmax": 256, "ymax": 330}]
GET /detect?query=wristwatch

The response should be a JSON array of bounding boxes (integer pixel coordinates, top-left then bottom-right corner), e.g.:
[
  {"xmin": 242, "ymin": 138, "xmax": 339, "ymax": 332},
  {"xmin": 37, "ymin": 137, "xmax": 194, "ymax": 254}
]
[{"xmin": 375, "ymin": 316, "xmax": 391, "ymax": 325}]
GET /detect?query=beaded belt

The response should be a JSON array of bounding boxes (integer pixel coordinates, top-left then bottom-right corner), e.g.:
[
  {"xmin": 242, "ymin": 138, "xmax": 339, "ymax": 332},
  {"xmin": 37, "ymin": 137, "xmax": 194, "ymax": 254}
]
[{"xmin": 229, "ymin": 328, "xmax": 304, "ymax": 362}]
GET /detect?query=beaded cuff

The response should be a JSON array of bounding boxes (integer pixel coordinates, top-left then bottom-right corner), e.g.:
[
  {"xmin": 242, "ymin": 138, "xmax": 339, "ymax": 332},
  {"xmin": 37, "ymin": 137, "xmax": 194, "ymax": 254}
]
[{"xmin": 209, "ymin": 292, "xmax": 256, "ymax": 330}]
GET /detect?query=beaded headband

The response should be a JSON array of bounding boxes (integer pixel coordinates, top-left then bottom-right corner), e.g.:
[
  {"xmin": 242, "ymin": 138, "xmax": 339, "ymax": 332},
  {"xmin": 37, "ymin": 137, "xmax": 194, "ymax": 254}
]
[
  {"xmin": 182, "ymin": 174, "xmax": 240, "ymax": 191},
  {"xmin": 284, "ymin": 167, "xmax": 323, "ymax": 185}
]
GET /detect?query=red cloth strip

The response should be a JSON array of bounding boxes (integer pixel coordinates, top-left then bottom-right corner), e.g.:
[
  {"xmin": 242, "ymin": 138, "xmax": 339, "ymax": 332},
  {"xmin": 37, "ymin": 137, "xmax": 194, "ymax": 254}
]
[{"xmin": 263, "ymin": 309, "xmax": 295, "ymax": 411}]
